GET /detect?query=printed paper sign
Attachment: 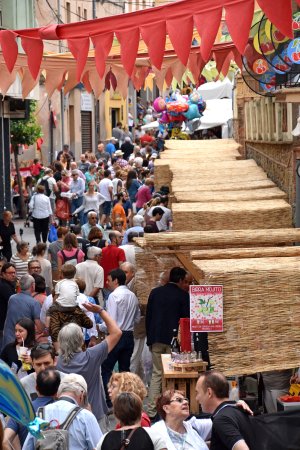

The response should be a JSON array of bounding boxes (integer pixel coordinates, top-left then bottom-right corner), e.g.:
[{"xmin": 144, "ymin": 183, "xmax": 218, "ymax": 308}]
[{"xmin": 190, "ymin": 285, "xmax": 223, "ymax": 332}]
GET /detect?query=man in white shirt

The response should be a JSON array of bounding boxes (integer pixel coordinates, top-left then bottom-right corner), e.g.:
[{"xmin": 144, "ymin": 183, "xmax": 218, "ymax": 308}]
[
  {"xmin": 76, "ymin": 246, "xmax": 104, "ymax": 305},
  {"xmin": 99, "ymin": 268, "xmax": 140, "ymax": 407},
  {"xmin": 22, "ymin": 373, "xmax": 102, "ymax": 450},
  {"xmin": 119, "ymin": 232, "xmax": 138, "ymax": 265},
  {"xmin": 98, "ymin": 169, "xmax": 113, "ymax": 227}
]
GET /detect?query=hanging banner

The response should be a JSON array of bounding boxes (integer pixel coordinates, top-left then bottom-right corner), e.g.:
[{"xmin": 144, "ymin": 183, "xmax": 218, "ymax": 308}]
[{"xmin": 190, "ymin": 285, "xmax": 223, "ymax": 332}]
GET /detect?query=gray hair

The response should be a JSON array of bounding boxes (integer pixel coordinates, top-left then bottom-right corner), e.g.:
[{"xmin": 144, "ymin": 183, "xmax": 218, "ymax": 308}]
[
  {"xmin": 87, "ymin": 210, "xmax": 98, "ymax": 219},
  {"xmin": 132, "ymin": 215, "xmax": 144, "ymax": 226},
  {"xmin": 58, "ymin": 323, "xmax": 84, "ymax": 364},
  {"xmin": 87, "ymin": 246, "xmax": 102, "ymax": 259},
  {"xmin": 20, "ymin": 274, "xmax": 35, "ymax": 291},
  {"xmin": 58, "ymin": 373, "xmax": 87, "ymax": 397},
  {"xmin": 120, "ymin": 261, "xmax": 136, "ymax": 274}
]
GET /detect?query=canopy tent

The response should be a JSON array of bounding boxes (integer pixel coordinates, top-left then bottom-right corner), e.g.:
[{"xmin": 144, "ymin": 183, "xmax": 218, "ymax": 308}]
[
  {"xmin": 197, "ymin": 77, "xmax": 233, "ymax": 100},
  {"xmin": 0, "ymin": 0, "xmax": 296, "ymax": 98},
  {"xmin": 196, "ymin": 98, "xmax": 233, "ymax": 130}
]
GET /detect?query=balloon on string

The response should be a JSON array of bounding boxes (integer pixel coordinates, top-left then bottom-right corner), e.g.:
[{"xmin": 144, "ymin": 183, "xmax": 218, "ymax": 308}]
[
  {"xmin": 0, "ymin": 360, "xmax": 48, "ymax": 438},
  {"xmin": 183, "ymin": 104, "xmax": 200, "ymax": 121},
  {"xmin": 153, "ymin": 97, "xmax": 166, "ymax": 113}
]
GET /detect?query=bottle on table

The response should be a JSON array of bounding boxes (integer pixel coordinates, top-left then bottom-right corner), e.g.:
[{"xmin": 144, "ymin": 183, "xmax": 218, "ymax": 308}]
[{"xmin": 170, "ymin": 329, "xmax": 180, "ymax": 362}]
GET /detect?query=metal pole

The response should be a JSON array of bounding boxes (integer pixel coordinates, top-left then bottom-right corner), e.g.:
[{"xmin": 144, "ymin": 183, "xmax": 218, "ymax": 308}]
[
  {"xmin": 92, "ymin": 0, "xmax": 96, "ymax": 19},
  {"xmin": 57, "ymin": 0, "xmax": 65, "ymax": 150}
]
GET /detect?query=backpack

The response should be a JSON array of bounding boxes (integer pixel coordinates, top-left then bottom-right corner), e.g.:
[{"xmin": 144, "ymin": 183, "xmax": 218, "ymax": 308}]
[
  {"xmin": 60, "ymin": 249, "xmax": 79, "ymax": 266},
  {"xmin": 39, "ymin": 177, "xmax": 51, "ymax": 197},
  {"xmin": 35, "ymin": 406, "xmax": 82, "ymax": 450}
]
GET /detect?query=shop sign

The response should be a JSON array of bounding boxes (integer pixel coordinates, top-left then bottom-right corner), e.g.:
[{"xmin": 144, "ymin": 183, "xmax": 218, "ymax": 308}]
[{"xmin": 190, "ymin": 285, "xmax": 223, "ymax": 332}]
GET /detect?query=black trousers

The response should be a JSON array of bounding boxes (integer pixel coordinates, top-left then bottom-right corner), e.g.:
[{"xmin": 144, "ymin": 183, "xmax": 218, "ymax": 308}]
[
  {"xmin": 33, "ymin": 217, "xmax": 49, "ymax": 243},
  {"xmin": 101, "ymin": 331, "xmax": 134, "ymax": 406}
]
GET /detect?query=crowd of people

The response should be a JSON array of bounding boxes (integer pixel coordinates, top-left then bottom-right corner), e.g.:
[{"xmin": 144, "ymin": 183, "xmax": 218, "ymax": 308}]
[{"xmin": 0, "ymin": 118, "xmax": 295, "ymax": 450}]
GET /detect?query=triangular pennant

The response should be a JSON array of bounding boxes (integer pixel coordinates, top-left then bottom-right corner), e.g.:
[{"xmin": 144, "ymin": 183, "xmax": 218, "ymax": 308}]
[
  {"xmin": 64, "ymin": 69, "xmax": 78, "ymax": 95},
  {"xmin": 194, "ymin": 8, "xmax": 222, "ymax": 62},
  {"xmin": 165, "ymin": 67, "xmax": 173, "ymax": 87},
  {"xmin": 188, "ymin": 52, "xmax": 205, "ymax": 82},
  {"xmin": 167, "ymin": 16, "xmax": 193, "ymax": 67},
  {"xmin": 140, "ymin": 21, "xmax": 166, "ymax": 70},
  {"xmin": 0, "ymin": 30, "xmax": 18, "ymax": 73},
  {"xmin": 67, "ymin": 37, "xmax": 90, "ymax": 81},
  {"xmin": 19, "ymin": 67, "xmax": 36, "ymax": 99},
  {"xmin": 82, "ymin": 71, "xmax": 93, "ymax": 93},
  {"xmin": 214, "ymin": 49, "xmax": 232, "ymax": 74},
  {"xmin": 88, "ymin": 69, "xmax": 106, "ymax": 99},
  {"xmin": 115, "ymin": 28, "xmax": 140, "ymax": 77},
  {"xmin": 220, "ymin": 51, "xmax": 234, "ymax": 76},
  {"xmin": 112, "ymin": 65, "xmax": 129, "ymax": 99},
  {"xmin": 45, "ymin": 68, "xmax": 66, "ymax": 97},
  {"xmin": 0, "ymin": 65, "xmax": 17, "ymax": 96},
  {"xmin": 91, "ymin": 33, "xmax": 113, "ymax": 79},
  {"xmin": 171, "ymin": 60, "xmax": 186, "ymax": 84},
  {"xmin": 225, "ymin": 0, "xmax": 254, "ymax": 55},
  {"xmin": 21, "ymin": 37, "xmax": 43, "ymax": 80},
  {"xmin": 257, "ymin": 0, "xmax": 293, "ymax": 38}
]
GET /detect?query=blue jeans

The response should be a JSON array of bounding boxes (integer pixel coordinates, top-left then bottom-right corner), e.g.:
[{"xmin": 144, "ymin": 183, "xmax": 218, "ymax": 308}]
[
  {"xmin": 101, "ymin": 331, "xmax": 134, "ymax": 406},
  {"xmin": 71, "ymin": 196, "xmax": 84, "ymax": 225}
]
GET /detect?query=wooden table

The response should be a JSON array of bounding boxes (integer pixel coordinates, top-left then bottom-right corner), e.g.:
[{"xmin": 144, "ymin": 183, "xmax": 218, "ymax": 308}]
[{"xmin": 161, "ymin": 354, "xmax": 208, "ymax": 414}]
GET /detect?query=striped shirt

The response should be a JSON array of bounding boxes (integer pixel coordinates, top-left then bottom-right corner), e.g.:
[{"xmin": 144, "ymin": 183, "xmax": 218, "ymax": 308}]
[{"xmin": 10, "ymin": 254, "xmax": 33, "ymax": 278}]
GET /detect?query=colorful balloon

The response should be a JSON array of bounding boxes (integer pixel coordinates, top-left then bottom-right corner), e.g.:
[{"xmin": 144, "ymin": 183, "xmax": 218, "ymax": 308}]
[
  {"xmin": 0, "ymin": 360, "xmax": 48, "ymax": 438},
  {"xmin": 183, "ymin": 104, "xmax": 200, "ymax": 120},
  {"xmin": 153, "ymin": 97, "xmax": 166, "ymax": 113}
]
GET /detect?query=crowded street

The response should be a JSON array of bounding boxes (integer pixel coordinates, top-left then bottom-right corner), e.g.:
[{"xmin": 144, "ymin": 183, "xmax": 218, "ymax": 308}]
[{"xmin": 0, "ymin": 1, "xmax": 300, "ymax": 450}]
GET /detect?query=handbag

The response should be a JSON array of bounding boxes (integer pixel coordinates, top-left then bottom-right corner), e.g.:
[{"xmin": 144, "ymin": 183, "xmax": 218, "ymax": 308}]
[{"xmin": 48, "ymin": 224, "xmax": 58, "ymax": 243}]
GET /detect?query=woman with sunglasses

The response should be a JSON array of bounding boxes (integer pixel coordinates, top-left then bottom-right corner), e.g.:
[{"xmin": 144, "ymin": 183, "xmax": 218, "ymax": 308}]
[
  {"xmin": 153, "ymin": 390, "xmax": 252, "ymax": 450},
  {"xmin": 152, "ymin": 390, "xmax": 210, "ymax": 450}
]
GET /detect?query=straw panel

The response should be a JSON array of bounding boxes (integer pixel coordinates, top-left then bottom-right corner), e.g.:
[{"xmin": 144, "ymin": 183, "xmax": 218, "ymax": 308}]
[
  {"xmin": 171, "ymin": 180, "xmax": 275, "ymax": 192},
  {"xmin": 192, "ymin": 257, "xmax": 300, "ymax": 375},
  {"xmin": 135, "ymin": 247, "xmax": 183, "ymax": 305},
  {"xmin": 164, "ymin": 139, "xmax": 241, "ymax": 150},
  {"xmin": 155, "ymin": 159, "xmax": 258, "ymax": 190},
  {"xmin": 134, "ymin": 228, "xmax": 300, "ymax": 249},
  {"xmin": 191, "ymin": 246, "xmax": 300, "ymax": 260},
  {"xmin": 171, "ymin": 166, "xmax": 266, "ymax": 180},
  {"xmin": 172, "ymin": 200, "xmax": 292, "ymax": 231},
  {"xmin": 173, "ymin": 187, "xmax": 287, "ymax": 203}
]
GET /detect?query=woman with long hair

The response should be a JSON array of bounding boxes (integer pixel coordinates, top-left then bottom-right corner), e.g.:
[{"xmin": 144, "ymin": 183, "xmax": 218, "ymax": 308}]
[
  {"xmin": 73, "ymin": 180, "xmax": 105, "ymax": 224},
  {"xmin": 0, "ymin": 318, "xmax": 36, "ymax": 374},
  {"xmin": 57, "ymin": 232, "xmax": 84, "ymax": 277},
  {"xmin": 107, "ymin": 372, "xmax": 150, "ymax": 428}
]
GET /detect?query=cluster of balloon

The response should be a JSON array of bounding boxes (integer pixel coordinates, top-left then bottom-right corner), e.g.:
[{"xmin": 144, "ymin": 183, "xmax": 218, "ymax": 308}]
[
  {"xmin": 153, "ymin": 90, "xmax": 206, "ymax": 135},
  {"xmin": 243, "ymin": 12, "xmax": 300, "ymax": 93},
  {"xmin": 0, "ymin": 360, "xmax": 48, "ymax": 438}
]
